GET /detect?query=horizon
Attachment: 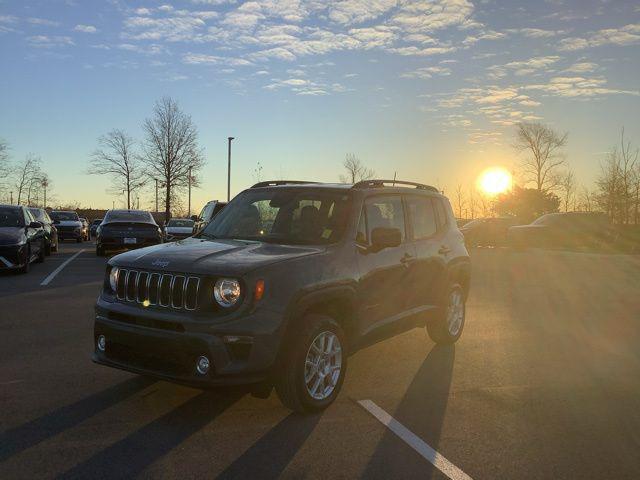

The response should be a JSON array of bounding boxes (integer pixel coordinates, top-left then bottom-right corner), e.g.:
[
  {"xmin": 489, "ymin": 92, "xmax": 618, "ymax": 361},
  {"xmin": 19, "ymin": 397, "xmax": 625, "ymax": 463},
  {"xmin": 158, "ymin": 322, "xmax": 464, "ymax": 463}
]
[{"xmin": 1, "ymin": 0, "xmax": 639, "ymax": 213}]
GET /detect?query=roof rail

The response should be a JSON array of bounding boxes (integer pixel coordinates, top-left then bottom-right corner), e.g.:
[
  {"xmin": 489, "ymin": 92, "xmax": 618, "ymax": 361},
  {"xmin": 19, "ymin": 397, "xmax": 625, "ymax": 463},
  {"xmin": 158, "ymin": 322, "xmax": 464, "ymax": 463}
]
[
  {"xmin": 352, "ymin": 179, "xmax": 439, "ymax": 193},
  {"xmin": 250, "ymin": 180, "xmax": 321, "ymax": 188}
]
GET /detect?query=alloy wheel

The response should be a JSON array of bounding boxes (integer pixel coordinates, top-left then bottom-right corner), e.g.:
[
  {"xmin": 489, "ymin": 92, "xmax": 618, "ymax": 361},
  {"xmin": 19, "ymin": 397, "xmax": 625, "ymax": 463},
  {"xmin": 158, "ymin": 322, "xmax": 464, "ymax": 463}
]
[{"xmin": 304, "ymin": 331, "xmax": 342, "ymax": 400}]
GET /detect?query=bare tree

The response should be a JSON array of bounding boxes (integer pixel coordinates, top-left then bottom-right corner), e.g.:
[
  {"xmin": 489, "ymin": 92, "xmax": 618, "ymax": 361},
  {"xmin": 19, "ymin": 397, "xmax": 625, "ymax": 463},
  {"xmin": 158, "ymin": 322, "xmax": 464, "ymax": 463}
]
[
  {"xmin": 578, "ymin": 187, "xmax": 595, "ymax": 212},
  {"xmin": 454, "ymin": 184, "xmax": 466, "ymax": 219},
  {"xmin": 89, "ymin": 129, "xmax": 145, "ymax": 210},
  {"xmin": 559, "ymin": 169, "xmax": 576, "ymax": 212},
  {"xmin": 13, "ymin": 154, "xmax": 42, "ymax": 205},
  {"xmin": 514, "ymin": 122, "xmax": 568, "ymax": 192},
  {"xmin": 595, "ymin": 128, "xmax": 638, "ymax": 224},
  {"xmin": 339, "ymin": 153, "xmax": 375, "ymax": 184},
  {"xmin": 0, "ymin": 138, "xmax": 11, "ymax": 199},
  {"xmin": 141, "ymin": 97, "xmax": 205, "ymax": 219}
]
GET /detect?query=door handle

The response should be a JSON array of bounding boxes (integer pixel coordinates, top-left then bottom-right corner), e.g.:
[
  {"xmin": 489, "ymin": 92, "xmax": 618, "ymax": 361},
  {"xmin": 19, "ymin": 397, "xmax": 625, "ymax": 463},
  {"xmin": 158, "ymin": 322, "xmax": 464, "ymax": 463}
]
[{"xmin": 438, "ymin": 245, "xmax": 451, "ymax": 255}]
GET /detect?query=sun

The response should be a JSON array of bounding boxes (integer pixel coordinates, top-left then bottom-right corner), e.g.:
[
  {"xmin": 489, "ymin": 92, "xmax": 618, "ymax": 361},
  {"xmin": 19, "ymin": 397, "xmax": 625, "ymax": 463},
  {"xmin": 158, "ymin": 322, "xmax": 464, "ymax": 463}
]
[{"xmin": 478, "ymin": 167, "xmax": 512, "ymax": 195}]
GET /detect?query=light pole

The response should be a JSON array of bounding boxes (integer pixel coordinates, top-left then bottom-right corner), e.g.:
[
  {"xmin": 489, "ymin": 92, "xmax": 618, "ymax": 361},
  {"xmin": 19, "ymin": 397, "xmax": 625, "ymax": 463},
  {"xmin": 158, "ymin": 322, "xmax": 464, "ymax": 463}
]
[
  {"xmin": 227, "ymin": 137, "xmax": 235, "ymax": 202},
  {"xmin": 187, "ymin": 166, "xmax": 192, "ymax": 217},
  {"xmin": 155, "ymin": 179, "xmax": 159, "ymax": 213},
  {"xmin": 10, "ymin": 191, "xmax": 13, "ymax": 204},
  {"xmin": 41, "ymin": 178, "xmax": 49, "ymax": 208}
]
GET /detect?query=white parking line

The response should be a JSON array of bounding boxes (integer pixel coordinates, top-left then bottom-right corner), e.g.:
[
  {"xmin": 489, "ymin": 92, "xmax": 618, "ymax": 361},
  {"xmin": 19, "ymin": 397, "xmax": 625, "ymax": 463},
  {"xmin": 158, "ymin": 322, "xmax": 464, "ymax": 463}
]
[
  {"xmin": 40, "ymin": 249, "xmax": 86, "ymax": 286},
  {"xmin": 357, "ymin": 399, "xmax": 474, "ymax": 480}
]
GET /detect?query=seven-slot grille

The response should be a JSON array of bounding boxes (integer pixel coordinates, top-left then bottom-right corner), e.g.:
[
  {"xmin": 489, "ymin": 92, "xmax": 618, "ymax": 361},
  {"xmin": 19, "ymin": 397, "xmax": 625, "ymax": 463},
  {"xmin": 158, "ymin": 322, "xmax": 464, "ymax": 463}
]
[{"xmin": 115, "ymin": 268, "xmax": 200, "ymax": 310}]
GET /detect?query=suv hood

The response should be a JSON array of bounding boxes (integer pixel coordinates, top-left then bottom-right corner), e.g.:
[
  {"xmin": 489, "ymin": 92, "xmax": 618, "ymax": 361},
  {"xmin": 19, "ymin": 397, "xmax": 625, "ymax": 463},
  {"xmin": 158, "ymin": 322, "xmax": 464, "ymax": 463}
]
[
  {"xmin": 0, "ymin": 227, "xmax": 26, "ymax": 246},
  {"xmin": 110, "ymin": 237, "xmax": 323, "ymax": 275}
]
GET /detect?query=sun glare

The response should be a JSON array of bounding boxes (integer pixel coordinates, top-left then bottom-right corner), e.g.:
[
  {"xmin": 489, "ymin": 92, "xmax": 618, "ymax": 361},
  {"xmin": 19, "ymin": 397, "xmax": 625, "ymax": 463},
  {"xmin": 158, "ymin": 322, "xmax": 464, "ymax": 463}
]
[{"xmin": 478, "ymin": 168, "xmax": 512, "ymax": 195}]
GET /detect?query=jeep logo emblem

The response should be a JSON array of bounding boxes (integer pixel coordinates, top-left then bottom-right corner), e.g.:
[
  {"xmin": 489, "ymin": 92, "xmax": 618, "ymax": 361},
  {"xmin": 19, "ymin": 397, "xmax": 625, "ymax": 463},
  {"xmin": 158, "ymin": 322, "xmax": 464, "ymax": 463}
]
[{"xmin": 151, "ymin": 259, "xmax": 170, "ymax": 268}]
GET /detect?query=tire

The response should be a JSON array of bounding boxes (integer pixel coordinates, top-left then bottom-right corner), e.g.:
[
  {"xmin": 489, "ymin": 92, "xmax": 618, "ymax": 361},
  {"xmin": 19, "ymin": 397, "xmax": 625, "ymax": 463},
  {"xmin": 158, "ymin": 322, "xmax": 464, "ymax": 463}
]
[
  {"xmin": 427, "ymin": 283, "xmax": 466, "ymax": 345},
  {"xmin": 275, "ymin": 314, "xmax": 347, "ymax": 413},
  {"xmin": 77, "ymin": 237, "xmax": 82, "ymax": 243},
  {"xmin": 36, "ymin": 241, "xmax": 45, "ymax": 263},
  {"xmin": 45, "ymin": 240, "xmax": 52, "ymax": 256}
]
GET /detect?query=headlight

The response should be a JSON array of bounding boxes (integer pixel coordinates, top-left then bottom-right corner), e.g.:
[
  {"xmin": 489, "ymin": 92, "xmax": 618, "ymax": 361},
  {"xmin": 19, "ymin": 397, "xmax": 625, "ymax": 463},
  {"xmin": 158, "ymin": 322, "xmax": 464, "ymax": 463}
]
[
  {"xmin": 213, "ymin": 278, "xmax": 241, "ymax": 308},
  {"xmin": 109, "ymin": 267, "xmax": 119, "ymax": 292}
]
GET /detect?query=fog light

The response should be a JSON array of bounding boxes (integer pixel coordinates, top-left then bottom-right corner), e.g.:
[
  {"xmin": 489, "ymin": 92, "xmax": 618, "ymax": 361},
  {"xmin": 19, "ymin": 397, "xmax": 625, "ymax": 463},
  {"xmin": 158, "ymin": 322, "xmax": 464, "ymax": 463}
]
[
  {"xmin": 196, "ymin": 356, "xmax": 210, "ymax": 375},
  {"xmin": 97, "ymin": 335, "xmax": 106, "ymax": 352}
]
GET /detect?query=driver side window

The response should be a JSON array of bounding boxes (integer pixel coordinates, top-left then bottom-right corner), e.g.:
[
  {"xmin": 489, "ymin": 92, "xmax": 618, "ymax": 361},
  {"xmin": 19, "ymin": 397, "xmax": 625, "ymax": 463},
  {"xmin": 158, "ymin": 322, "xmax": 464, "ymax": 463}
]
[{"xmin": 361, "ymin": 196, "xmax": 405, "ymax": 244}]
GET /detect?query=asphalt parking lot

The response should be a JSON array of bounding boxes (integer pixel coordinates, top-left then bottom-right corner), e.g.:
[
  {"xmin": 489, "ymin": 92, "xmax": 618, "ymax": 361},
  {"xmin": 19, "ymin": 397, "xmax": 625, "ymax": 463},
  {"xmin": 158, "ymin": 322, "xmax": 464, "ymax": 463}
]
[{"xmin": 1, "ymin": 243, "xmax": 640, "ymax": 479}]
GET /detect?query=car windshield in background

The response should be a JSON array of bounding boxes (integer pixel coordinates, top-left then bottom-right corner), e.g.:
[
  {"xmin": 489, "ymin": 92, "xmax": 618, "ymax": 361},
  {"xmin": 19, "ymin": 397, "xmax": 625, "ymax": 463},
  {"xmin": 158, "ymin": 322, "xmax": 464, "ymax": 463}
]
[
  {"xmin": 167, "ymin": 219, "xmax": 194, "ymax": 228},
  {"xmin": 50, "ymin": 212, "xmax": 78, "ymax": 221},
  {"xmin": 28, "ymin": 209, "xmax": 47, "ymax": 222},
  {"xmin": 202, "ymin": 189, "xmax": 352, "ymax": 245},
  {"xmin": 0, "ymin": 208, "xmax": 24, "ymax": 227},
  {"xmin": 105, "ymin": 211, "xmax": 153, "ymax": 223}
]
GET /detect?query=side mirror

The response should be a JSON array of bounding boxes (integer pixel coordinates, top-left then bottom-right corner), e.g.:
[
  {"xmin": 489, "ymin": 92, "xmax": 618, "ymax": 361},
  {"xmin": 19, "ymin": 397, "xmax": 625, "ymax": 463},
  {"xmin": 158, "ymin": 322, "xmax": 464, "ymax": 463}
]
[
  {"xmin": 28, "ymin": 221, "xmax": 42, "ymax": 229},
  {"xmin": 190, "ymin": 215, "xmax": 199, "ymax": 222},
  {"xmin": 370, "ymin": 227, "xmax": 402, "ymax": 252}
]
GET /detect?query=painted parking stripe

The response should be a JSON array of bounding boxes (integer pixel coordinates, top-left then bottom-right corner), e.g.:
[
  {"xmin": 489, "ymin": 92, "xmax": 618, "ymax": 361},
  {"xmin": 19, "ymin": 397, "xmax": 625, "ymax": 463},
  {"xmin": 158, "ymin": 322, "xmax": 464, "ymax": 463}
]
[
  {"xmin": 40, "ymin": 249, "xmax": 86, "ymax": 286},
  {"xmin": 357, "ymin": 399, "xmax": 473, "ymax": 480}
]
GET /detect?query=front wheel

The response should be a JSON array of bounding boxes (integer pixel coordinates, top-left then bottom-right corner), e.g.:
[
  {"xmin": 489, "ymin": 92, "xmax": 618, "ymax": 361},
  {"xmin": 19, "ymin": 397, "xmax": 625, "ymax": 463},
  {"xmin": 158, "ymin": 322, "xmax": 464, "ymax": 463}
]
[
  {"xmin": 427, "ymin": 283, "xmax": 466, "ymax": 344},
  {"xmin": 275, "ymin": 314, "xmax": 347, "ymax": 413}
]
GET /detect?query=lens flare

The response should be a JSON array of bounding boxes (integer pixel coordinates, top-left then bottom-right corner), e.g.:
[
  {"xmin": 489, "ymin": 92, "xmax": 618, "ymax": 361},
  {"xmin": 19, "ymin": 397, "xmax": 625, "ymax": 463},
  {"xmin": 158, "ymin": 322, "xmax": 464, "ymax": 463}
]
[{"xmin": 478, "ymin": 167, "xmax": 512, "ymax": 195}]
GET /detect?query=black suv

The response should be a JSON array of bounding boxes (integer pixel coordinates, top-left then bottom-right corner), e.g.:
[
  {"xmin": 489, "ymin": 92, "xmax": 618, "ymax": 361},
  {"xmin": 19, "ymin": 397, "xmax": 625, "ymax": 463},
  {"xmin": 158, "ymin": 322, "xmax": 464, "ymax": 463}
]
[{"xmin": 93, "ymin": 180, "xmax": 470, "ymax": 412}]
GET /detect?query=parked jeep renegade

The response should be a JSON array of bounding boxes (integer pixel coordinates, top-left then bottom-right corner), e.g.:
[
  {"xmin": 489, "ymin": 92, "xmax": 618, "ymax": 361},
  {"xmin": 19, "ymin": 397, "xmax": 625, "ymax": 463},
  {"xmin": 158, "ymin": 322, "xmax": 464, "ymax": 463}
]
[{"xmin": 93, "ymin": 180, "xmax": 470, "ymax": 412}]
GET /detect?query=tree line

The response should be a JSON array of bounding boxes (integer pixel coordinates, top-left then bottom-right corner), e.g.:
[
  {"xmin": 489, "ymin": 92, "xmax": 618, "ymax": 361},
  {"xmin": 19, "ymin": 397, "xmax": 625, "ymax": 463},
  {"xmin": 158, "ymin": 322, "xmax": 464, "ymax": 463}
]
[
  {"xmin": 449, "ymin": 122, "xmax": 639, "ymax": 224},
  {"xmin": 0, "ymin": 143, "xmax": 53, "ymax": 208},
  {"xmin": 89, "ymin": 96, "xmax": 204, "ymax": 219}
]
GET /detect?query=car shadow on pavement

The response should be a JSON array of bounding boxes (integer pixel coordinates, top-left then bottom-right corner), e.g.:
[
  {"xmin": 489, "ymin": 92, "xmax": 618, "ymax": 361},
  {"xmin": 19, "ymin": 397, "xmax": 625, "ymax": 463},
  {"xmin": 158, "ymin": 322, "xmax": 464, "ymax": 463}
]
[
  {"xmin": 57, "ymin": 390, "xmax": 242, "ymax": 479},
  {"xmin": 361, "ymin": 344, "xmax": 455, "ymax": 479},
  {"xmin": 216, "ymin": 411, "xmax": 322, "ymax": 480},
  {"xmin": 0, "ymin": 376, "xmax": 155, "ymax": 463}
]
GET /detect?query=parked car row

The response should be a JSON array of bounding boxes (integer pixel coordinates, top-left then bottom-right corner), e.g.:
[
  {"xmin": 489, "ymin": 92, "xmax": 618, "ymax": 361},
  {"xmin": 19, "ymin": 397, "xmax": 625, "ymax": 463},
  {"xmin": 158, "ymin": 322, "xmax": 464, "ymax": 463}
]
[
  {"xmin": 0, "ymin": 205, "xmax": 48, "ymax": 273},
  {"xmin": 459, "ymin": 211, "xmax": 616, "ymax": 251}
]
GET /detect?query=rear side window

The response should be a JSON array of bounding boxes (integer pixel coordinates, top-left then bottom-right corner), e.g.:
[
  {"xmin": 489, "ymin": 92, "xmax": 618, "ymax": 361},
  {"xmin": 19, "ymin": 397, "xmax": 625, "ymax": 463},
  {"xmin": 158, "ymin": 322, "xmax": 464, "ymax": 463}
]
[
  {"xmin": 433, "ymin": 198, "xmax": 449, "ymax": 230},
  {"xmin": 364, "ymin": 195, "xmax": 405, "ymax": 242},
  {"xmin": 406, "ymin": 196, "xmax": 437, "ymax": 239}
]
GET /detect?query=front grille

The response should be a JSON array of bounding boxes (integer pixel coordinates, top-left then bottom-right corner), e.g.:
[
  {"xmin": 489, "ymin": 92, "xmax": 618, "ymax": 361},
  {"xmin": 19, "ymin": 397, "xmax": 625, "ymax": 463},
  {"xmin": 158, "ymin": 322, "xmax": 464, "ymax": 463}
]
[{"xmin": 115, "ymin": 268, "xmax": 200, "ymax": 310}]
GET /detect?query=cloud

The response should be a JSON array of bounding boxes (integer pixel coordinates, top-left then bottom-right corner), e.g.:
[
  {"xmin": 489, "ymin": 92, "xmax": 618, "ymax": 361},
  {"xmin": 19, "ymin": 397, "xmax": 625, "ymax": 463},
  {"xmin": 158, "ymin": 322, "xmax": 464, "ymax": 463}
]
[
  {"xmin": 558, "ymin": 23, "xmax": 640, "ymax": 51},
  {"xmin": 487, "ymin": 55, "xmax": 560, "ymax": 79},
  {"xmin": 26, "ymin": 35, "xmax": 75, "ymax": 48},
  {"xmin": 328, "ymin": 0, "xmax": 396, "ymax": 26},
  {"xmin": 401, "ymin": 65, "xmax": 452, "ymax": 79},
  {"xmin": 27, "ymin": 17, "xmax": 61, "ymax": 27},
  {"xmin": 523, "ymin": 76, "xmax": 639, "ymax": 98},
  {"xmin": 264, "ymin": 76, "xmax": 348, "ymax": 95},
  {"xmin": 118, "ymin": 43, "xmax": 168, "ymax": 55},
  {"xmin": 182, "ymin": 52, "xmax": 251, "ymax": 65},
  {"xmin": 507, "ymin": 27, "xmax": 564, "ymax": 38},
  {"xmin": 561, "ymin": 62, "xmax": 598, "ymax": 74},
  {"xmin": 74, "ymin": 24, "xmax": 97, "ymax": 33}
]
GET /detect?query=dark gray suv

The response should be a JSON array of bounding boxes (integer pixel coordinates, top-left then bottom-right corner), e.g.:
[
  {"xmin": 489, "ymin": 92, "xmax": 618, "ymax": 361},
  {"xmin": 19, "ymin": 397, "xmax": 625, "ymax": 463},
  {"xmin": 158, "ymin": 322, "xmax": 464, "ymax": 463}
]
[{"xmin": 93, "ymin": 180, "xmax": 470, "ymax": 412}]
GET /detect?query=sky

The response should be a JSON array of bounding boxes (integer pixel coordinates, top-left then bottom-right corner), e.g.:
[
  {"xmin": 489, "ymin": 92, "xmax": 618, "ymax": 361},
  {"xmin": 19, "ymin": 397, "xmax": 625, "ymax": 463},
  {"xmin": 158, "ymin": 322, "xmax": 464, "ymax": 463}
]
[{"xmin": 1, "ymin": 0, "xmax": 639, "ymax": 212}]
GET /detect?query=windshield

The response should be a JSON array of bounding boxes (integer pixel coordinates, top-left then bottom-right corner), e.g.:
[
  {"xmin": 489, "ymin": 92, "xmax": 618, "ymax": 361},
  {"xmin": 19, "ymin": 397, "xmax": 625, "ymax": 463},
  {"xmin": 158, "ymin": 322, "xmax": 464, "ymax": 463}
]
[
  {"xmin": 202, "ymin": 189, "xmax": 352, "ymax": 245},
  {"xmin": 28, "ymin": 208, "xmax": 48, "ymax": 222},
  {"xmin": 167, "ymin": 219, "xmax": 194, "ymax": 228},
  {"xmin": 105, "ymin": 211, "xmax": 154, "ymax": 223},
  {"xmin": 50, "ymin": 211, "xmax": 79, "ymax": 221},
  {"xmin": 0, "ymin": 207, "xmax": 24, "ymax": 227}
]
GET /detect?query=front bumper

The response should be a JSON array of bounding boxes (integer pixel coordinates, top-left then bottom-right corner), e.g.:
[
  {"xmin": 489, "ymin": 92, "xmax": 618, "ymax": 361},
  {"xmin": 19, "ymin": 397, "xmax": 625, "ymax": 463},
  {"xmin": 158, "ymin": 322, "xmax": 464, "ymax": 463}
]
[
  {"xmin": 0, "ymin": 245, "xmax": 26, "ymax": 269},
  {"xmin": 93, "ymin": 297, "xmax": 285, "ymax": 387}
]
